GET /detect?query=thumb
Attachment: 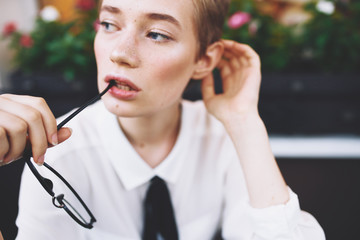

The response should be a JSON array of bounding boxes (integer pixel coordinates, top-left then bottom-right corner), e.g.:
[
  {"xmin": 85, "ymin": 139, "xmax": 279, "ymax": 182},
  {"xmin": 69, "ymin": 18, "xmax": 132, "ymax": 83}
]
[
  {"xmin": 201, "ymin": 72, "xmax": 215, "ymax": 102},
  {"xmin": 53, "ymin": 127, "xmax": 72, "ymax": 146}
]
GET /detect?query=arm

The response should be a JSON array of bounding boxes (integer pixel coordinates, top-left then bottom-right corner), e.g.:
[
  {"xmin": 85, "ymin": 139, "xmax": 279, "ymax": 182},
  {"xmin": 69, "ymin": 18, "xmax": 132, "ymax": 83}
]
[
  {"xmin": 202, "ymin": 40, "xmax": 325, "ymax": 239},
  {"xmin": 201, "ymin": 40, "xmax": 288, "ymax": 208}
]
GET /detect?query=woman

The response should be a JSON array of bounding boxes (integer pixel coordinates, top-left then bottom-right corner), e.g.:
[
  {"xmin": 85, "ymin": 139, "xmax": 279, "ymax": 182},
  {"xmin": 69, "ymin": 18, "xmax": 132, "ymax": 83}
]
[{"xmin": 0, "ymin": 0, "xmax": 324, "ymax": 239}]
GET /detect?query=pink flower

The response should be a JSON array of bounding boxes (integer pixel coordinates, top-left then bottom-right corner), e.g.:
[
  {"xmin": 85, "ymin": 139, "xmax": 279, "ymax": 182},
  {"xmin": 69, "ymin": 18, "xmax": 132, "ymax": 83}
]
[
  {"xmin": 75, "ymin": 0, "xmax": 96, "ymax": 11},
  {"xmin": 19, "ymin": 34, "xmax": 33, "ymax": 48},
  {"xmin": 2, "ymin": 22, "xmax": 17, "ymax": 36},
  {"xmin": 227, "ymin": 12, "xmax": 251, "ymax": 29}
]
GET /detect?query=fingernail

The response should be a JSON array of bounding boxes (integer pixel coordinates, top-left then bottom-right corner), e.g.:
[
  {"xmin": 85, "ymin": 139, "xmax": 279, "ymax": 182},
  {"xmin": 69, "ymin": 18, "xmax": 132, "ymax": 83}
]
[
  {"xmin": 51, "ymin": 133, "xmax": 58, "ymax": 146},
  {"xmin": 6, "ymin": 160, "xmax": 14, "ymax": 165},
  {"xmin": 36, "ymin": 155, "xmax": 45, "ymax": 166}
]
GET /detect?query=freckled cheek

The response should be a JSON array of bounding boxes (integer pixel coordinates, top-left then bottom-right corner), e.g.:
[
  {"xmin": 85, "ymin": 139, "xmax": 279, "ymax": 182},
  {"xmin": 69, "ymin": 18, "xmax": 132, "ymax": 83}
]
[
  {"xmin": 146, "ymin": 58, "xmax": 193, "ymax": 105},
  {"xmin": 149, "ymin": 54, "xmax": 193, "ymax": 88}
]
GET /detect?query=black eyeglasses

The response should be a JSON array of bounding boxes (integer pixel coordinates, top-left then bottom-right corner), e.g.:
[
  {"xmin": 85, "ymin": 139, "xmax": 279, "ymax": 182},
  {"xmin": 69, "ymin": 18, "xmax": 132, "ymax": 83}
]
[{"xmin": 22, "ymin": 81, "xmax": 115, "ymax": 229}]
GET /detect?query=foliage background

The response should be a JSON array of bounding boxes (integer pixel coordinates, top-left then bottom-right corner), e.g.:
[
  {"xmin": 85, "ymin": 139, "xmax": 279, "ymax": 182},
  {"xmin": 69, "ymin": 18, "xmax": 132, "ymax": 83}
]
[
  {"xmin": 1, "ymin": 0, "xmax": 359, "ymax": 85},
  {"xmin": 1, "ymin": 1, "xmax": 99, "ymax": 83},
  {"xmin": 224, "ymin": 0, "xmax": 360, "ymax": 74}
]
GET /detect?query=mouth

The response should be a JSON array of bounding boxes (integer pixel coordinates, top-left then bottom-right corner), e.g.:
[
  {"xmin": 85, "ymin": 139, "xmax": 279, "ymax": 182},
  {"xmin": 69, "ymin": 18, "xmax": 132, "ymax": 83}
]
[
  {"xmin": 116, "ymin": 84, "xmax": 133, "ymax": 91},
  {"xmin": 105, "ymin": 75, "xmax": 141, "ymax": 92}
]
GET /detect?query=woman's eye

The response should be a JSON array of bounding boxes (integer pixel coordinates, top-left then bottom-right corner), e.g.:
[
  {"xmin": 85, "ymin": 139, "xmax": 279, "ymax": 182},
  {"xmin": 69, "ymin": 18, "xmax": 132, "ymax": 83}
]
[
  {"xmin": 147, "ymin": 32, "xmax": 171, "ymax": 42},
  {"xmin": 100, "ymin": 22, "xmax": 117, "ymax": 32}
]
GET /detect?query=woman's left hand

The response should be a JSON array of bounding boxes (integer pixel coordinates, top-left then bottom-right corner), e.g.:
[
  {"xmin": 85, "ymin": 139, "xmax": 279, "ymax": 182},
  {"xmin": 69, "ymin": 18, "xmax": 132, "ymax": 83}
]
[
  {"xmin": 202, "ymin": 40, "xmax": 290, "ymax": 208},
  {"xmin": 201, "ymin": 40, "xmax": 262, "ymax": 126}
]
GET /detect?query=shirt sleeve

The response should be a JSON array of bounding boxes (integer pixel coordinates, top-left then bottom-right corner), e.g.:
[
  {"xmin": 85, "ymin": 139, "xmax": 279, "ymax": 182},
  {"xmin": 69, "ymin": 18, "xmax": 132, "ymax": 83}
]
[
  {"xmin": 221, "ymin": 159, "xmax": 325, "ymax": 240},
  {"xmin": 246, "ymin": 188, "xmax": 326, "ymax": 240}
]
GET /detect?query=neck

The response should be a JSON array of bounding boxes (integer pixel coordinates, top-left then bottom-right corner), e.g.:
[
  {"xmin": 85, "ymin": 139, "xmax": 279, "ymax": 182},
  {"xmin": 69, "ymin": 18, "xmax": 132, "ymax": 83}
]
[{"xmin": 118, "ymin": 102, "xmax": 182, "ymax": 168}]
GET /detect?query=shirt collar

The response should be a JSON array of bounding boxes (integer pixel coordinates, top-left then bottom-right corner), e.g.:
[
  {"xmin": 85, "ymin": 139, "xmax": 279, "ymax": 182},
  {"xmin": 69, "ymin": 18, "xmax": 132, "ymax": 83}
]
[{"xmin": 97, "ymin": 101, "xmax": 189, "ymax": 190}]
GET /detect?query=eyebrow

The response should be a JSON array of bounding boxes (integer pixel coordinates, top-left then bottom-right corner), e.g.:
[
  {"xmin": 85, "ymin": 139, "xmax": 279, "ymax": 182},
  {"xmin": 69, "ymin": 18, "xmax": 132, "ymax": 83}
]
[
  {"xmin": 100, "ymin": 5, "xmax": 121, "ymax": 14},
  {"xmin": 100, "ymin": 5, "xmax": 181, "ymax": 30},
  {"xmin": 146, "ymin": 13, "xmax": 182, "ymax": 30}
]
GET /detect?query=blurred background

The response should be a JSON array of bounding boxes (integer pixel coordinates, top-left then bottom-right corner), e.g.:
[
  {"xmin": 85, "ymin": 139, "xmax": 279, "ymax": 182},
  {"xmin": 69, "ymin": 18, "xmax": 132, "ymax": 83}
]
[{"xmin": 0, "ymin": 0, "xmax": 360, "ymax": 239}]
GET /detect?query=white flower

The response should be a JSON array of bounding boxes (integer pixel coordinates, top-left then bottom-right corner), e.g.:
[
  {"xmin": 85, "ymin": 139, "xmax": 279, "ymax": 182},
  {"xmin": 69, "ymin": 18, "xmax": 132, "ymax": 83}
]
[
  {"xmin": 316, "ymin": 0, "xmax": 335, "ymax": 15},
  {"xmin": 40, "ymin": 6, "xmax": 60, "ymax": 22}
]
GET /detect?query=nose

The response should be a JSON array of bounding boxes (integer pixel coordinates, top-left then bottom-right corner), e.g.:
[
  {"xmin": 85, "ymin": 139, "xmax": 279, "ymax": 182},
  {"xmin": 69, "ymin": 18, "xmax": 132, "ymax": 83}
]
[{"xmin": 110, "ymin": 30, "xmax": 140, "ymax": 68}]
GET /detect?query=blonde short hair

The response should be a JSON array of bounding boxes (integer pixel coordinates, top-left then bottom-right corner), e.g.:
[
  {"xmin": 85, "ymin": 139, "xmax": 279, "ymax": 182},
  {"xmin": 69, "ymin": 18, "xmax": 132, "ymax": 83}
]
[{"xmin": 192, "ymin": 0, "xmax": 231, "ymax": 59}]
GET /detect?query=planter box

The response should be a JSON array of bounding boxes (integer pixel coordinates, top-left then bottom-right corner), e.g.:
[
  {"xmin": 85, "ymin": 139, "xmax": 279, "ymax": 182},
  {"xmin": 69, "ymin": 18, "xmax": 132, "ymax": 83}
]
[
  {"xmin": 259, "ymin": 73, "xmax": 360, "ymax": 135},
  {"xmin": 7, "ymin": 71, "xmax": 98, "ymax": 117}
]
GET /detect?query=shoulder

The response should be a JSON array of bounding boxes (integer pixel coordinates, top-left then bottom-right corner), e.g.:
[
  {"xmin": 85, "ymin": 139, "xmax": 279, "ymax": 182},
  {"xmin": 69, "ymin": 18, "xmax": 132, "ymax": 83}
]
[
  {"xmin": 181, "ymin": 100, "xmax": 226, "ymax": 136},
  {"xmin": 180, "ymin": 100, "xmax": 242, "ymax": 180},
  {"xmin": 181, "ymin": 100, "xmax": 236, "ymax": 159}
]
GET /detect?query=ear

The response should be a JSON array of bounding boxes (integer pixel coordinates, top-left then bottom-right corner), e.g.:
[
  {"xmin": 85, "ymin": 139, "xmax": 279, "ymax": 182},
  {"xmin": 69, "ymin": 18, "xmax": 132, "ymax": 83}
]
[{"xmin": 191, "ymin": 41, "xmax": 224, "ymax": 80}]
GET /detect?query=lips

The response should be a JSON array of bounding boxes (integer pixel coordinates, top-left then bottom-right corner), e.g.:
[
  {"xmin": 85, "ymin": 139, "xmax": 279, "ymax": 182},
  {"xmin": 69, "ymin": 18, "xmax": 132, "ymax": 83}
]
[
  {"xmin": 105, "ymin": 74, "xmax": 141, "ymax": 92},
  {"xmin": 104, "ymin": 74, "xmax": 141, "ymax": 100}
]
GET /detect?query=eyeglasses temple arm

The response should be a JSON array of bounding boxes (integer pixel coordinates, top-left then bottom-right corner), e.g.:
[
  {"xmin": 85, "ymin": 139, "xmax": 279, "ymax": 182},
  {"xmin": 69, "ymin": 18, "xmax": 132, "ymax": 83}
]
[{"xmin": 57, "ymin": 80, "xmax": 115, "ymax": 130}]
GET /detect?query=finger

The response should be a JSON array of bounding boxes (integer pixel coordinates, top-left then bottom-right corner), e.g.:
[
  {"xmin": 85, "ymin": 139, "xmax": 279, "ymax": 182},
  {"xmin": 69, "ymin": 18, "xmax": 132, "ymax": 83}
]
[
  {"xmin": 58, "ymin": 127, "xmax": 72, "ymax": 144},
  {"xmin": 222, "ymin": 45, "xmax": 257, "ymax": 72},
  {"xmin": 222, "ymin": 41, "xmax": 261, "ymax": 83},
  {"xmin": 48, "ymin": 127, "xmax": 72, "ymax": 147},
  {"xmin": 221, "ymin": 43, "xmax": 255, "ymax": 88},
  {"xmin": 222, "ymin": 40, "xmax": 261, "ymax": 67},
  {"xmin": 0, "ymin": 127, "xmax": 9, "ymax": 165},
  {"xmin": 222, "ymin": 40, "xmax": 258, "ymax": 61},
  {"xmin": 1, "ymin": 94, "xmax": 58, "ymax": 146},
  {"xmin": 217, "ymin": 59, "xmax": 237, "ymax": 92},
  {"xmin": 0, "ymin": 110, "xmax": 27, "ymax": 164},
  {"xmin": 201, "ymin": 73, "xmax": 216, "ymax": 102},
  {"xmin": 0, "ymin": 97, "xmax": 49, "ymax": 163}
]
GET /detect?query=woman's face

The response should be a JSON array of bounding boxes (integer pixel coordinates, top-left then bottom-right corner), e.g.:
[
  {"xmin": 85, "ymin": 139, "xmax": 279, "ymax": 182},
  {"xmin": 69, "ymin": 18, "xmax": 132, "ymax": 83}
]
[{"xmin": 95, "ymin": 0, "xmax": 200, "ymax": 117}]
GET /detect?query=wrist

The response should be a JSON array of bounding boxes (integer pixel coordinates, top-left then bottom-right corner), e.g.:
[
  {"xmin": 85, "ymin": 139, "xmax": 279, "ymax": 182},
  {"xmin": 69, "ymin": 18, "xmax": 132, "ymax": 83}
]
[{"xmin": 222, "ymin": 110, "xmax": 263, "ymax": 133}]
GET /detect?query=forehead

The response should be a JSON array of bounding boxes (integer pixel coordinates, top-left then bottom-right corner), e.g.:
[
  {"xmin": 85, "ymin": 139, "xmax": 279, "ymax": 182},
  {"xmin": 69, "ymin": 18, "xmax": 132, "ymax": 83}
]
[{"xmin": 100, "ymin": 0, "xmax": 195, "ymax": 28}]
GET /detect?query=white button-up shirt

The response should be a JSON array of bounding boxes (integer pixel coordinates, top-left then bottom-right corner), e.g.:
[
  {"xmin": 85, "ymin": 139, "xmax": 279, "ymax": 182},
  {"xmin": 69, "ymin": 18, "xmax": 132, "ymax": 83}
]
[{"xmin": 16, "ymin": 100, "xmax": 325, "ymax": 239}]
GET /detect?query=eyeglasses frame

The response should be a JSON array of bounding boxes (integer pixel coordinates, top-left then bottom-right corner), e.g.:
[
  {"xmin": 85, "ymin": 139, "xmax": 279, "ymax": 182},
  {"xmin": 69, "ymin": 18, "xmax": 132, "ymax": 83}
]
[{"xmin": 21, "ymin": 81, "xmax": 115, "ymax": 229}]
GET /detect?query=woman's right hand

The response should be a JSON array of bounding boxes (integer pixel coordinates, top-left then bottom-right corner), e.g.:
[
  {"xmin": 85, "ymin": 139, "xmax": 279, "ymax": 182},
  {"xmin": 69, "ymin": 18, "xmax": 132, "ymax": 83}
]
[{"xmin": 0, "ymin": 94, "xmax": 72, "ymax": 166}]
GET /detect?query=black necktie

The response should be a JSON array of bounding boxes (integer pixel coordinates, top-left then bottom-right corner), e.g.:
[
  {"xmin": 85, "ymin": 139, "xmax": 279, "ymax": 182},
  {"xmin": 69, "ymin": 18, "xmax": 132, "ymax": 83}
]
[{"xmin": 142, "ymin": 176, "xmax": 179, "ymax": 240}]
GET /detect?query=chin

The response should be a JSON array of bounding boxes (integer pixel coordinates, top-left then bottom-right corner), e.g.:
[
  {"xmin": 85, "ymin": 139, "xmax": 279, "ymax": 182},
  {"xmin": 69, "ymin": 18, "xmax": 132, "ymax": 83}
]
[
  {"xmin": 101, "ymin": 97, "xmax": 127, "ymax": 116},
  {"xmin": 100, "ymin": 95, "xmax": 142, "ymax": 118}
]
